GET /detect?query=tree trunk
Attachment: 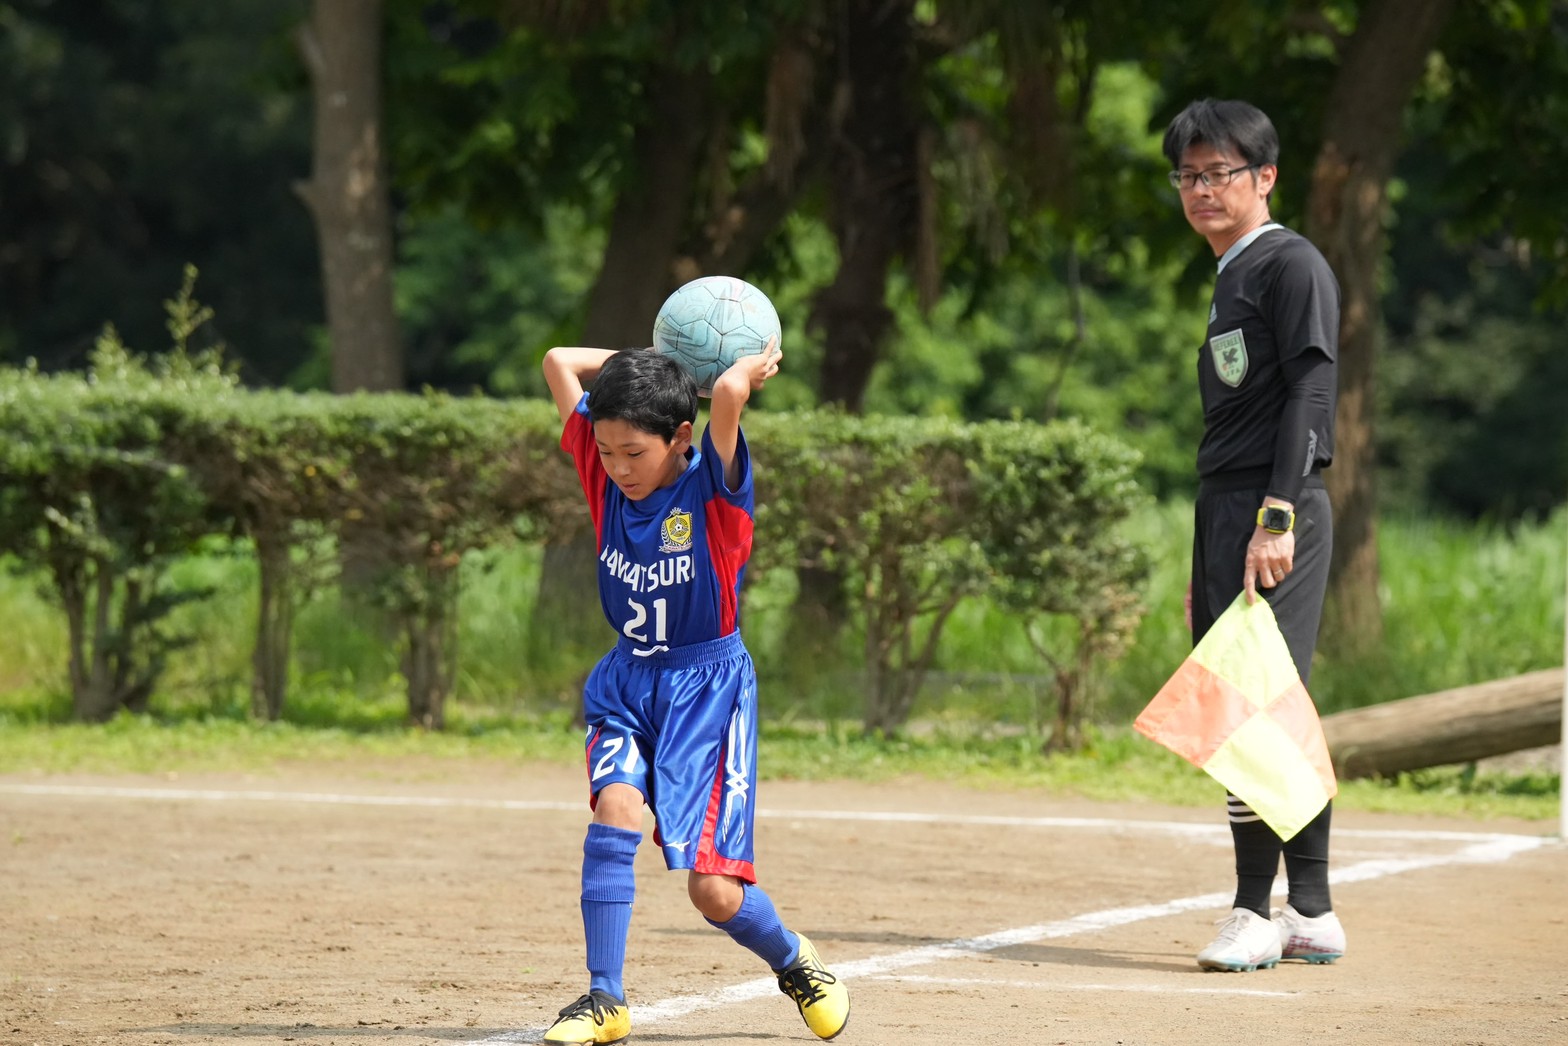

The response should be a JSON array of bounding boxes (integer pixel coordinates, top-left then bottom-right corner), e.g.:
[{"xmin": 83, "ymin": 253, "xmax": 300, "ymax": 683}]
[
  {"xmin": 1303, "ymin": 0, "xmax": 1454, "ymax": 657},
  {"xmin": 295, "ymin": 0, "xmax": 404, "ymax": 393},
  {"xmin": 791, "ymin": 0, "xmax": 922, "ymax": 664},
  {"xmin": 582, "ymin": 67, "xmax": 711, "ymax": 348},
  {"xmin": 295, "ymin": 0, "xmax": 404, "ymax": 613},
  {"xmin": 1322, "ymin": 668, "xmax": 1563, "ymax": 779},
  {"xmin": 251, "ymin": 533, "xmax": 292, "ymax": 721},
  {"xmin": 55, "ymin": 553, "xmax": 122, "ymax": 722},
  {"xmin": 682, "ymin": 34, "xmax": 828, "ymax": 281},
  {"xmin": 813, "ymin": 0, "xmax": 920, "ymax": 411},
  {"xmin": 535, "ymin": 64, "xmax": 714, "ymax": 672},
  {"xmin": 402, "ymin": 566, "xmax": 459, "ymax": 730},
  {"xmin": 56, "ymin": 560, "xmax": 94, "ymax": 720}
]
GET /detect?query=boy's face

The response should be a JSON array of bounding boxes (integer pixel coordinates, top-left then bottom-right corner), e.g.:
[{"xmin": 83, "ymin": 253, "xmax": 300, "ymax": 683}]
[{"xmin": 593, "ymin": 418, "xmax": 694, "ymax": 501}]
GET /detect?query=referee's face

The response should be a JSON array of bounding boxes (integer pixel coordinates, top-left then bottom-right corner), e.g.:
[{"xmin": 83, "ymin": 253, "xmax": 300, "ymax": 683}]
[{"xmin": 1176, "ymin": 143, "xmax": 1276, "ymax": 256}]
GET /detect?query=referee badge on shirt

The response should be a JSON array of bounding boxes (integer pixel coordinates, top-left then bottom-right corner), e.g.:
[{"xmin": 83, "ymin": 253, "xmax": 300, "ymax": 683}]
[
  {"xmin": 1209, "ymin": 328, "xmax": 1248, "ymax": 387},
  {"xmin": 659, "ymin": 507, "xmax": 694, "ymax": 553}
]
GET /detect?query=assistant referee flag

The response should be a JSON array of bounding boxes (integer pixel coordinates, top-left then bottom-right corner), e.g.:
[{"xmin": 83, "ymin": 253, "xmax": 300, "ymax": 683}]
[{"xmin": 1135, "ymin": 594, "xmax": 1337, "ymax": 840}]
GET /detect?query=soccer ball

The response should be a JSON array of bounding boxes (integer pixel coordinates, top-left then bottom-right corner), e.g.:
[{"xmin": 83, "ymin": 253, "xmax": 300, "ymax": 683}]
[{"xmin": 651, "ymin": 276, "xmax": 781, "ymax": 394}]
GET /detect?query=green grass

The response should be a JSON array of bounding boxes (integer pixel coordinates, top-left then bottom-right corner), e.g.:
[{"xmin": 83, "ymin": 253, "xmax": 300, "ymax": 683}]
[
  {"xmin": 828, "ymin": 501, "xmax": 1567, "ymax": 725},
  {"xmin": 1324, "ymin": 510, "xmax": 1568, "ymax": 711}
]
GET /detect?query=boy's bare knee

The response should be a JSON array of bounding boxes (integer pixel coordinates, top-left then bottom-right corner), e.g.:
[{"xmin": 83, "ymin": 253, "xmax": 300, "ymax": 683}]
[
  {"xmin": 591, "ymin": 783, "xmax": 645, "ymax": 831},
  {"xmin": 687, "ymin": 871, "xmax": 743, "ymax": 922}
]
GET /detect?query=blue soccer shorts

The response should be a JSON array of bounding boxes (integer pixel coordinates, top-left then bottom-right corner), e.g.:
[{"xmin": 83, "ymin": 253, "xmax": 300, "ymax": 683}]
[{"xmin": 581, "ymin": 631, "xmax": 760, "ymax": 882}]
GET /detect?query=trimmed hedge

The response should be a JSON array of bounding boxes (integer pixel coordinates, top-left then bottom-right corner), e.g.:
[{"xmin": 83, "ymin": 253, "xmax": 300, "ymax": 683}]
[{"xmin": 0, "ymin": 347, "xmax": 1148, "ymax": 736}]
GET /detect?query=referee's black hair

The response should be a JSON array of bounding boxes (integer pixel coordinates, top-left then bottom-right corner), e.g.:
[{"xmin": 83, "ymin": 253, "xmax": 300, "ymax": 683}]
[
  {"xmin": 1162, "ymin": 98, "xmax": 1280, "ymax": 169},
  {"xmin": 588, "ymin": 349, "xmax": 698, "ymax": 441}
]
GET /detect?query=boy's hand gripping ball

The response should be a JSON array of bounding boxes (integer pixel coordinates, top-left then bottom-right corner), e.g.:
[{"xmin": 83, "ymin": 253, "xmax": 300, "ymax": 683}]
[{"xmin": 652, "ymin": 276, "xmax": 782, "ymax": 395}]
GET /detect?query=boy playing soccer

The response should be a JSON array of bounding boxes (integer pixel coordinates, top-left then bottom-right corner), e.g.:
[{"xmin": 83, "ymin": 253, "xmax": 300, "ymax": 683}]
[{"xmin": 539, "ymin": 340, "xmax": 851, "ymax": 1044}]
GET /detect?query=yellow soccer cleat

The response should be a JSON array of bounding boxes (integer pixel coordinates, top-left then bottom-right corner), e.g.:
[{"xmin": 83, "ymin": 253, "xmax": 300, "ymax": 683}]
[
  {"xmin": 541, "ymin": 990, "xmax": 631, "ymax": 1045},
  {"xmin": 774, "ymin": 934, "xmax": 850, "ymax": 1040}
]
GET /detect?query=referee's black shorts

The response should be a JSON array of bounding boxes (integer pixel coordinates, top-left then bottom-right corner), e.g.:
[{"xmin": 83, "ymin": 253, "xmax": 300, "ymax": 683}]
[{"xmin": 1190, "ymin": 470, "xmax": 1333, "ymax": 685}]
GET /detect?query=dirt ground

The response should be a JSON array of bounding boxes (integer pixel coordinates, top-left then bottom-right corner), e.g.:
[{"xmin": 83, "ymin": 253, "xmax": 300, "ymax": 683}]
[{"xmin": 3, "ymin": 759, "xmax": 1565, "ymax": 1046}]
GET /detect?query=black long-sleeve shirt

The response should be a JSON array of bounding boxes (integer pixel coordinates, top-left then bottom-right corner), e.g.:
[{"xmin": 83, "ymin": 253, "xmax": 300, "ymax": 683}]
[{"xmin": 1196, "ymin": 226, "xmax": 1340, "ymax": 504}]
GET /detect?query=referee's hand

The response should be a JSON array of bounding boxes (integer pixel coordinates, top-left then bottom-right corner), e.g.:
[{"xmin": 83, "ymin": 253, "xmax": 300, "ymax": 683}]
[{"xmin": 1244, "ymin": 527, "xmax": 1295, "ymax": 604}]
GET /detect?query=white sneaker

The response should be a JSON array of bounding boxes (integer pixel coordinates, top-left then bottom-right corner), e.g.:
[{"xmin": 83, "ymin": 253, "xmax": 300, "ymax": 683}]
[
  {"xmin": 1273, "ymin": 904, "xmax": 1346, "ymax": 963},
  {"xmin": 1196, "ymin": 907, "xmax": 1282, "ymax": 972}
]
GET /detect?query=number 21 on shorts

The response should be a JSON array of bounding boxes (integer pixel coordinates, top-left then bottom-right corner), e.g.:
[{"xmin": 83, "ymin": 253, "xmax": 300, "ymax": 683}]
[{"xmin": 591, "ymin": 731, "xmax": 643, "ymax": 783}]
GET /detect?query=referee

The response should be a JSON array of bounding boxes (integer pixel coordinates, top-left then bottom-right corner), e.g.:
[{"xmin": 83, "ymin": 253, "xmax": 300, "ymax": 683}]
[{"xmin": 1163, "ymin": 98, "xmax": 1347, "ymax": 972}]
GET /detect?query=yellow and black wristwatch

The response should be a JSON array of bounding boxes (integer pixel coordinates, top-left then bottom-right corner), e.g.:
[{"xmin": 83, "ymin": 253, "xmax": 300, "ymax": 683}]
[{"xmin": 1257, "ymin": 505, "xmax": 1295, "ymax": 533}]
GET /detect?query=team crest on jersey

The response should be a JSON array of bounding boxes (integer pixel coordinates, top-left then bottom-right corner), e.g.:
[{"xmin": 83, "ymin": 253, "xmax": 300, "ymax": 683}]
[
  {"xmin": 1209, "ymin": 328, "xmax": 1248, "ymax": 387},
  {"xmin": 659, "ymin": 507, "xmax": 694, "ymax": 553}
]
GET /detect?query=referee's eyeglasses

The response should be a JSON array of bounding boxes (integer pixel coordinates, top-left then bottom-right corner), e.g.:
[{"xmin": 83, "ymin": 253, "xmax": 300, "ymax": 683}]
[{"xmin": 1168, "ymin": 164, "xmax": 1259, "ymax": 191}]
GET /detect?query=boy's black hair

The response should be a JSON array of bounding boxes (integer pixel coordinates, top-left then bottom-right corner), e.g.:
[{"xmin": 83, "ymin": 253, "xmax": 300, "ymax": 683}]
[
  {"xmin": 1162, "ymin": 98, "xmax": 1280, "ymax": 169},
  {"xmin": 588, "ymin": 349, "xmax": 699, "ymax": 441}
]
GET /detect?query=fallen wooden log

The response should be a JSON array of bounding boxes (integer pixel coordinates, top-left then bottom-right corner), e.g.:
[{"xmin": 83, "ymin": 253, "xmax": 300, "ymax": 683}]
[{"xmin": 1321, "ymin": 667, "xmax": 1563, "ymax": 780}]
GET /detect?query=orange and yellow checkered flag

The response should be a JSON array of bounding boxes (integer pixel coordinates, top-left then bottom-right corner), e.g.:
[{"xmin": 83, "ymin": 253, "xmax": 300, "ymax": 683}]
[{"xmin": 1135, "ymin": 594, "xmax": 1337, "ymax": 840}]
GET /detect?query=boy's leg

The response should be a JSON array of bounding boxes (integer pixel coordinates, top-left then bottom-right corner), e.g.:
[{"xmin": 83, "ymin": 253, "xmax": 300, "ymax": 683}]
[
  {"xmin": 543, "ymin": 815, "xmax": 639, "ymax": 1046},
  {"xmin": 701, "ymin": 880, "xmax": 848, "ymax": 1041},
  {"xmin": 582, "ymin": 818, "xmax": 641, "ymax": 1001},
  {"xmin": 702, "ymin": 878, "xmax": 799, "ymax": 970},
  {"xmin": 575, "ymin": 653, "xmax": 655, "ymax": 1003},
  {"xmin": 547, "ymin": 647, "xmax": 652, "ymax": 1045},
  {"xmin": 653, "ymin": 649, "xmax": 849, "ymax": 1040}
]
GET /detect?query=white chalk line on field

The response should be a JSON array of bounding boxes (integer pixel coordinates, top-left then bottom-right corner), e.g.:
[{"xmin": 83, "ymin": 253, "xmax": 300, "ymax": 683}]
[
  {"xmin": 3, "ymin": 782, "xmax": 1552, "ymax": 1044},
  {"xmin": 867, "ymin": 974, "xmax": 1297, "ymax": 997},
  {"xmin": 0, "ymin": 782, "xmax": 1545, "ymax": 845}
]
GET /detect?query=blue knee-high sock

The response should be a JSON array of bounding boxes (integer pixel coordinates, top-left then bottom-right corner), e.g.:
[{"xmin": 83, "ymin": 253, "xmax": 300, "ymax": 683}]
[
  {"xmin": 707, "ymin": 883, "xmax": 800, "ymax": 971},
  {"xmin": 582, "ymin": 823, "xmax": 641, "ymax": 1002}
]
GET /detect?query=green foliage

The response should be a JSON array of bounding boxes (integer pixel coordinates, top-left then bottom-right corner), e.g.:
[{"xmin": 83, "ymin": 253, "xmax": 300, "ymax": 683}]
[
  {"xmin": 868, "ymin": 50, "xmax": 1205, "ymax": 498},
  {"xmin": 1322, "ymin": 506, "xmax": 1568, "ymax": 711},
  {"xmin": 1, "ymin": 1, "xmax": 1565, "ymax": 747},
  {"xmin": 970, "ymin": 419, "xmax": 1151, "ymax": 748},
  {"xmin": 0, "ymin": 0, "xmax": 317, "ymax": 379},
  {"xmin": 1091, "ymin": 500, "xmax": 1568, "ymax": 720},
  {"xmin": 750, "ymin": 410, "xmax": 1149, "ymax": 736},
  {"xmin": 0, "ymin": 321, "xmax": 238, "ymax": 721},
  {"xmin": 385, "ymin": 0, "xmax": 791, "ymax": 223},
  {"xmin": 3, "ymin": 0, "xmax": 1564, "ymax": 529},
  {"xmin": 1381, "ymin": 129, "xmax": 1568, "ymax": 520},
  {"xmin": 1382, "ymin": 305, "xmax": 1567, "ymax": 520},
  {"xmin": 0, "ymin": 330, "xmax": 580, "ymax": 725},
  {"xmin": 394, "ymin": 205, "xmax": 604, "ymax": 396},
  {"xmin": 1, "ymin": 362, "xmax": 1150, "ymax": 739},
  {"xmin": 1422, "ymin": 0, "xmax": 1568, "ymax": 308}
]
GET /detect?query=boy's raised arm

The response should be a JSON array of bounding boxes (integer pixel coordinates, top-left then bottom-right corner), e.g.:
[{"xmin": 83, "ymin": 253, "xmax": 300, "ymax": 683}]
[
  {"xmin": 542, "ymin": 347, "xmax": 619, "ymax": 426},
  {"xmin": 707, "ymin": 339, "xmax": 781, "ymax": 490}
]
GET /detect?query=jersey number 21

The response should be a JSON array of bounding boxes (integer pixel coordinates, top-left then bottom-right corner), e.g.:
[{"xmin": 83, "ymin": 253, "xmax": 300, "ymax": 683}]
[{"xmin": 623, "ymin": 597, "xmax": 668, "ymax": 643}]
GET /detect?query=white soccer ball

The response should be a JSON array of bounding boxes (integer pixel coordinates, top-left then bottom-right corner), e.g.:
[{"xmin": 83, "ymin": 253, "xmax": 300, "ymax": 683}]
[{"xmin": 651, "ymin": 276, "xmax": 781, "ymax": 394}]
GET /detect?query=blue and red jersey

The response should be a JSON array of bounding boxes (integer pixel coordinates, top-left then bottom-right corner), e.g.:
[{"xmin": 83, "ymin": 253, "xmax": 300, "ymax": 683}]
[{"xmin": 561, "ymin": 394, "xmax": 755, "ymax": 653}]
